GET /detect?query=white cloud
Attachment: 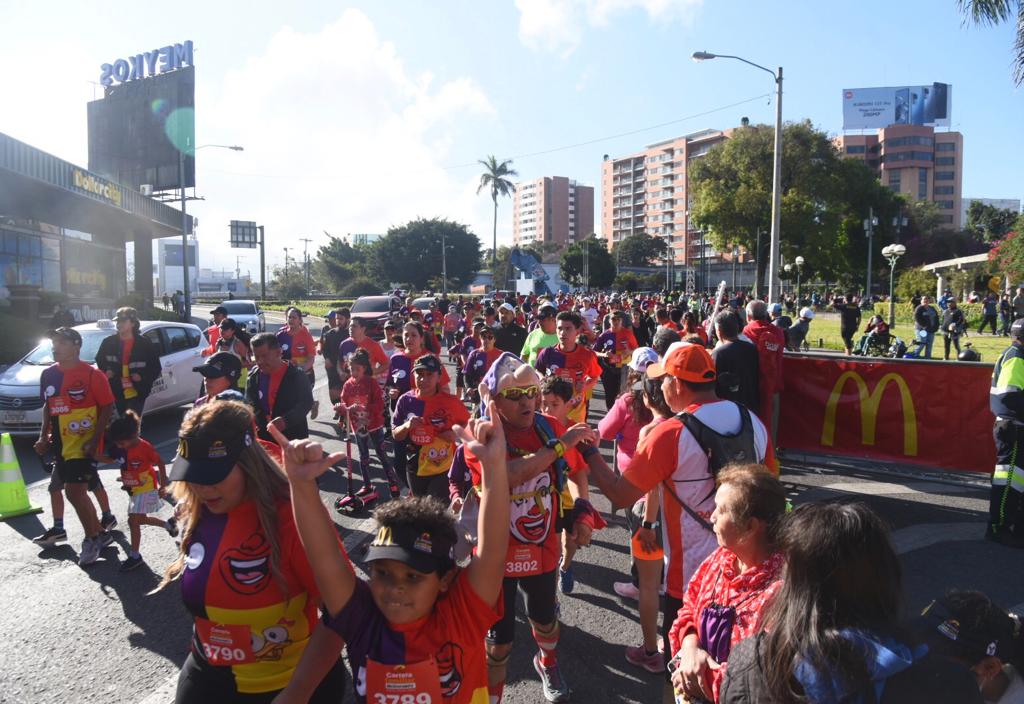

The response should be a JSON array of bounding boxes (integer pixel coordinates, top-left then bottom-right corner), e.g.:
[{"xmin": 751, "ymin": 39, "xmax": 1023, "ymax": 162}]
[
  {"xmin": 515, "ymin": 0, "xmax": 702, "ymax": 56},
  {"xmin": 192, "ymin": 9, "xmax": 501, "ymax": 274}
]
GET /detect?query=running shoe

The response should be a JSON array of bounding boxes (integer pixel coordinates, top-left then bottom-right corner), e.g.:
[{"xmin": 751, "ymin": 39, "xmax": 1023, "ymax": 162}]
[
  {"xmin": 78, "ymin": 537, "xmax": 101, "ymax": 566},
  {"xmin": 166, "ymin": 516, "xmax": 179, "ymax": 538},
  {"xmin": 97, "ymin": 531, "xmax": 115, "ymax": 548},
  {"xmin": 310, "ymin": 400, "xmax": 319, "ymax": 420},
  {"xmin": 624, "ymin": 645, "xmax": 665, "ymax": 674},
  {"xmin": 100, "ymin": 514, "xmax": 118, "ymax": 531},
  {"xmin": 32, "ymin": 527, "xmax": 67, "ymax": 547},
  {"xmin": 119, "ymin": 555, "xmax": 144, "ymax": 572},
  {"xmin": 613, "ymin": 581, "xmax": 639, "ymax": 600},
  {"xmin": 356, "ymin": 485, "xmax": 375, "ymax": 497},
  {"xmin": 559, "ymin": 566, "xmax": 575, "ymax": 594},
  {"xmin": 388, "ymin": 483, "xmax": 401, "ymax": 499},
  {"xmin": 533, "ymin": 652, "xmax": 571, "ymax": 703}
]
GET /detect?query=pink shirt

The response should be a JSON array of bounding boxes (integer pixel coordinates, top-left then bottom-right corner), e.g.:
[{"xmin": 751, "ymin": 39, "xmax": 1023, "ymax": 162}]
[{"xmin": 598, "ymin": 394, "xmax": 645, "ymax": 473}]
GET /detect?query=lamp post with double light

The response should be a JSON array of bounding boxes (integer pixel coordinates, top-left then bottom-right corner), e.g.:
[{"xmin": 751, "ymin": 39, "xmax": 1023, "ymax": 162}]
[
  {"xmin": 693, "ymin": 51, "xmax": 783, "ymax": 303},
  {"xmin": 882, "ymin": 244, "xmax": 907, "ymax": 327},
  {"xmin": 794, "ymin": 255, "xmax": 804, "ymax": 304}
]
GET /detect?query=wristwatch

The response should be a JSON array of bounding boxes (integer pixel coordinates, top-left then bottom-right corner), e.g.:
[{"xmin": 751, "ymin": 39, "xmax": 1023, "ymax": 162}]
[
  {"xmin": 546, "ymin": 438, "xmax": 566, "ymax": 458},
  {"xmin": 641, "ymin": 520, "xmax": 659, "ymax": 530}
]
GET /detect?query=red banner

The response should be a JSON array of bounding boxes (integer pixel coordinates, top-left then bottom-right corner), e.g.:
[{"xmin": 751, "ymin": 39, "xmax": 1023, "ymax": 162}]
[{"xmin": 778, "ymin": 354, "xmax": 995, "ymax": 474}]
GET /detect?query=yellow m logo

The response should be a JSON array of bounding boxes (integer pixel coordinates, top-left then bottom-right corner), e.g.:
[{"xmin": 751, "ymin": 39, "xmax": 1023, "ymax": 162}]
[{"xmin": 821, "ymin": 371, "xmax": 918, "ymax": 456}]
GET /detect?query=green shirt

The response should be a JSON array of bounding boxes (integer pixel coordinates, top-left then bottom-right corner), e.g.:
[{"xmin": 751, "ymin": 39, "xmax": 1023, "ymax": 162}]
[{"xmin": 521, "ymin": 329, "xmax": 558, "ymax": 366}]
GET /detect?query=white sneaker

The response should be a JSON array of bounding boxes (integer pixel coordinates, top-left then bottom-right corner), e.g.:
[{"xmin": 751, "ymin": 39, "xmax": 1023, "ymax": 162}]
[
  {"xmin": 614, "ymin": 581, "xmax": 639, "ymax": 600},
  {"xmin": 78, "ymin": 537, "xmax": 101, "ymax": 566}
]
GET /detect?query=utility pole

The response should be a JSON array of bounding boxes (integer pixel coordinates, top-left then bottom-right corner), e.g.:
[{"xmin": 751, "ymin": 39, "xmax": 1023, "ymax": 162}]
[
  {"xmin": 235, "ymin": 255, "xmax": 241, "ymax": 281},
  {"xmin": 299, "ymin": 237, "xmax": 312, "ymax": 294},
  {"xmin": 258, "ymin": 226, "xmax": 266, "ymax": 299},
  {"xmin": 864, "ymin": 207, "xmax": 878, "ymax": 306},
  {"xmin": 284, "ymin": 247, "xmax": 290, "ymax": 281},
  {"xmin": 441, "ymin": 229, "xmax": 448, "ymax": 296}
]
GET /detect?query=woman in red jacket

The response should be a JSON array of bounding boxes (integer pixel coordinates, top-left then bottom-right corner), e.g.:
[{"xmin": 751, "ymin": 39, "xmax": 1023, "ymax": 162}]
[{"xmin": 669, "ymin": 464, "xmax": 787, "ymax": 703}]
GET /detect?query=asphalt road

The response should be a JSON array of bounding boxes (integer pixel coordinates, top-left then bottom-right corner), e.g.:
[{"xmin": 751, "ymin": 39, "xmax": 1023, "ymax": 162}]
[{"xmin": 0, "ymin": 307, "xmax": 1018, "ymax": 704}]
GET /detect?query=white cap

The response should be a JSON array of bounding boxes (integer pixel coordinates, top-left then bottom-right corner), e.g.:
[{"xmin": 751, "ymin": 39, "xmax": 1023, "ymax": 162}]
[
  {"xmin": 498, "ymin": 302, "xmax": 516, "ymax": 313},
  {"xmin": 799, "ymin": 307, "xmax": 815, "ymax": 320},
  {"xmin": 628, "ymin": 347, "xmax": 660, "ymax": 372}
]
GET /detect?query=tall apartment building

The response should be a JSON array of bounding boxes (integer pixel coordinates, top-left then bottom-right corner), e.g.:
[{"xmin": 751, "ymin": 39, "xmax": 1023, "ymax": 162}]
[
  {"xmin": 511, "ymin": 176, "xmax": 594, "ymax": 249},
  {"xmin": 600, "ymin": 129, "xmax": 729, "ymax": 264},
  {"xmin": 835, "ymin": 125, "xmax": 964, "ymax": 229}
]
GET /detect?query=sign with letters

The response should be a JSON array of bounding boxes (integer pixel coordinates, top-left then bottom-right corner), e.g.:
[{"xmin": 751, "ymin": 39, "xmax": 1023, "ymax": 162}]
[
  {"xmin": 842, "ymin": 83, "xmax": 951, "ymax": 130},
  {"xmin": 100, "ymin": 40, "xmax": 194, "ymax": 86},
  {"xmin": 778, "ymin": 355, "xmax": 994, "ymax": 474}
]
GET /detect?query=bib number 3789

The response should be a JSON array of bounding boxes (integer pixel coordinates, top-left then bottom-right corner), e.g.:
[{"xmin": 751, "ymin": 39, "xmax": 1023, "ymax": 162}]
[{"xmin": 373, "ymin": 694, "xmax": 433, "ymax": 704}]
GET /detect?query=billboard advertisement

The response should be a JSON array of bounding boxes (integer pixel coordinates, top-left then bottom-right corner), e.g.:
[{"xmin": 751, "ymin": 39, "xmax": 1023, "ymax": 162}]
[
  {"xmin": 88, "ymin": 64, "xmax": 195, "ymax": 192},
  {"xmin": 842, "ymin": 83, "xmax": 951, "ymax": 130},
  {"xmin": 164, "ymin": 243, "xmax": 197, "ymax": 267},
  {"xmin": 777, "ymin": 354, "xmax": 993, "ymax": 474}
]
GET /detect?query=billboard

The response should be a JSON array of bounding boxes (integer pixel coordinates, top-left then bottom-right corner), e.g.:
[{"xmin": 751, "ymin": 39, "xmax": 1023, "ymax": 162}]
[
  {"xmin": 87, "ymin": 65, "xmax": 195, "ymax": 192},
  {"xmin": 164, "ymin": 243, "xmax": 197, "ymax": 267},
  {"xmin": 842, "ymin": 83, "xmax": 951, "ymax": 130},
  {"xmin": 229, "ymin": 220, "xmax": 259, "ymax": 249}
]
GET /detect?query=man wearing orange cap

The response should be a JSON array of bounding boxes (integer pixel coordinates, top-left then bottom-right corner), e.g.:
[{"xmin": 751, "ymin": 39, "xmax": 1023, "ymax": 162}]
[{"xmin": 582, "ymin": 342, "xmax": 773, "ymax": 672}]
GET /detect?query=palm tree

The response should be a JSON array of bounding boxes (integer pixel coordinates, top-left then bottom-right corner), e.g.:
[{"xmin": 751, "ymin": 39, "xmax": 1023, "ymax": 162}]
[
  {"xmin": 959, "ymin": 0, "xmax": 1024, "ymax": 84},
  {"xmin": 477, "ymin": 155, "xmax": 518, "ymax": 273}
]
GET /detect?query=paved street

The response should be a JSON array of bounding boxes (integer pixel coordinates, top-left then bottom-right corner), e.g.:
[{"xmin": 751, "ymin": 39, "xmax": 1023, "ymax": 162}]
[{"xmin": 0, "ymin": 308, "xmax": 1019, "ymax": 703}]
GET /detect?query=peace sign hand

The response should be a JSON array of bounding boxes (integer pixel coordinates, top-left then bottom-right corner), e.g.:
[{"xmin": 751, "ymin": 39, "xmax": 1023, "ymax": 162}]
[{"xmin": 267, "ymin": 423, "xmax": 346, "ymax": 484}]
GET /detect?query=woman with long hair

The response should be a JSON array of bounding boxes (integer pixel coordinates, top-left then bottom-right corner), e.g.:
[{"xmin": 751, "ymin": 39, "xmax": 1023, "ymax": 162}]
[
  {"xmin": 277, "ymin": 306, "xmax": 319, "ymax": 419},
  {"xmin": 157, "ymin": 400, "xmax": 346, "ymax": 703},
  {"xmin": 720, "ymin": 502, "xmax": 983, "ymax": 703},
  {"xmin": 216, "ymin": 318, "xmax": 252, "ymax": 389},
  {"xmin": 682, "ymin": 310, "xmax": 709, "ymax": 346}
]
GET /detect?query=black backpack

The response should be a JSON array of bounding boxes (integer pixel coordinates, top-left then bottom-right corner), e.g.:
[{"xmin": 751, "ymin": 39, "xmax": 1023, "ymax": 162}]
[{"xmin": 662, "ymin": 402, "xmax": 757, "ymax": 532}]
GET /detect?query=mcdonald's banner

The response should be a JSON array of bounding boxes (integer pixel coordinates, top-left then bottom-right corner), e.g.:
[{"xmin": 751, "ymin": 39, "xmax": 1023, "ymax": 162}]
[{"xmin": 778, "ymin": 354, "xmax": 995, "ymax": 474}]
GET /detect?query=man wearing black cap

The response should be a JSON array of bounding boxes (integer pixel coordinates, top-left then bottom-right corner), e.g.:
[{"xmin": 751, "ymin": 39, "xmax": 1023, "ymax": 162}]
[
  {"xmin": 95, "ymin": 307, "xmax": 161, "ymax": 419},
  {"xmin": 495, "ymin": 303, "xmax": 527, "ymax": 355},
  {"xmin": 988, "ymin": 319, "xmax": 1024, "ymax": 546},
  {"xmin": 193, "ymin": 352, "xmax": 243, "ymax": 406},
  {"xmin": 521, "ymin": 303, "xmax": 558, "ymax": 366},
  {"xmin": 34, "ymin": 327, "xmax": 115, "ymax": 566},
  {"xmin": 245, "ymin": 333, "xmax": 313, "ymax": 441},
  {"xmin": 202, "ymin": 306, "xmax": 229, "ymax": 356}
]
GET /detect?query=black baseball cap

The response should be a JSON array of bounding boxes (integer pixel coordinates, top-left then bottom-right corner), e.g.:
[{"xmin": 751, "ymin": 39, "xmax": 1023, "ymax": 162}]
[
  {"xmin": 170, "ymin": 424, "xmax": 254, "ymax": 485},
  {"xmin": 47, "ymin": 327, "xmax": 82, "ymax": 346},
  {"xmin": 537, "ymin": 303, "xmax": 558, "ymax": 318},
  {"xmin": 1012, "ymin": 318, "xmax": 1024, "ymax": 340},
  {"xmin": 193, "ymin": 352, "xmax": 242, "ymax": 381},
  {"xmin": 211, "ymin": 306, "xmax": 228, "ymax": 316},
  {"xmin": 364, "ymin": 523, "xmax": 456, "ymax": 574},
  {"xmin": 912, "ymin": 597, "xmax": 1016, "ymax": 664},
  {"xmin": 412, "ymin": 354, "xmax": 442, "ymax": 374}
]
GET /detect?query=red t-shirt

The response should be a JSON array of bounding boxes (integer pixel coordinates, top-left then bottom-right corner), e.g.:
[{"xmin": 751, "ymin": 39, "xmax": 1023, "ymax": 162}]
[
  {"xmin": 114, "ymin": 438, "xmax": 162, "ymax": 495},
  {"xmin": 465, "ymin": 413, "xmax": 584, "ymax": 577},
  {"xmin": 340, "ymin": 375, "xmax": 386, "ymax": 431}
]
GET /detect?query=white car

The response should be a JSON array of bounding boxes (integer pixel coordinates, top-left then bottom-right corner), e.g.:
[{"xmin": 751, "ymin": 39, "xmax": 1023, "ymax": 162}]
[
  {"xmin": 217, "ymin": 300, "xmax": 266, "ymax": 334},
  {"xmin": 0, "ymin": 319, "xmax": 206, "ymax": 436}
]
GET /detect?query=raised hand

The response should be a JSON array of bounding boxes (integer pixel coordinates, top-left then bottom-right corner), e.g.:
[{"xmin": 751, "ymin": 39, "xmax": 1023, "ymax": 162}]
[{"xmin": 268, "ymin": 423, "xmax": 345, "ymax": 484}]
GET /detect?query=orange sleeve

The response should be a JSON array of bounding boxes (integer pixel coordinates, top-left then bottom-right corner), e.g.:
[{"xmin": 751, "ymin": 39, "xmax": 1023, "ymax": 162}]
[
  {"xmin": 91, "ymin": 368, "xmax": 115, "ymax": 406},
  {"xmin": 622, "ymin": 420, "xmax": 683, "ymax": 493},
  {"xmin": 447, "ymin": 395, "xmax": 470, "ymax": 427},
  {"xmin": 587, "ymin": 350, "xmax": 602, "ymax": 379}
]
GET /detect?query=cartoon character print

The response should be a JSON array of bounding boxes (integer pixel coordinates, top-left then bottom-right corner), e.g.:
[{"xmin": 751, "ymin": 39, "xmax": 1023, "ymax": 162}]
[
  {"xmin": 250, "ymin": 617, "xmax": 294, "ymax": 661},
  {"xmin": 510, "ymin": 470, "xmax": 553, "ymax": 545},
  {"xmin": 348, "ymin": 394, "xmax": 370, "ymax": 432},
  {"xmin": 437, "ymin": 642, "xmax": 464, "ymax": 698},
  {"xmin": 57, "ymin": 408, "xmax": 98, "ymax": 460},
  {"xmin": 66, "ymin": 379, "xmax": 88, "ymax": 404},
  {"xmin": 219, "ymin": 532, "xmax": 272, "ymax": 595},
  {"xmin": 418, "ymin": 436, "xmax": 455, "ymax": 477}
]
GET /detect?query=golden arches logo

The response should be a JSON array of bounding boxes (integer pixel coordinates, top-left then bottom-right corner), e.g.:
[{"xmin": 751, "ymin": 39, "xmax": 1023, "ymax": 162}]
[{"xmin": 821, "ymin": 371, "xmax": 918, "ymax": 456}]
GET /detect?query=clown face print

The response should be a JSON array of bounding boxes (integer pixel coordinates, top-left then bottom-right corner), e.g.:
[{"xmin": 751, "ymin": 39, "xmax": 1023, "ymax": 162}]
[{"xmin": 510, "ymin": 471, "xmax": 552, "ymax": 545}]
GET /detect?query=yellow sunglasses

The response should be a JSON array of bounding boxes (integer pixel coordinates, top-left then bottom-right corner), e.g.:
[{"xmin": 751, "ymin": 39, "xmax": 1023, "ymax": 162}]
[{"xmin": 497, "ymin": 385, "xmax": 540, "ymax": 401}]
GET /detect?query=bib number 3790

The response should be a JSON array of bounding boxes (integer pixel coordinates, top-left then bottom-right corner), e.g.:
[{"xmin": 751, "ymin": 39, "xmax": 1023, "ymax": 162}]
[{"xmin": 194, "ymin": 618, "xmax": 255, "ymax": 665}]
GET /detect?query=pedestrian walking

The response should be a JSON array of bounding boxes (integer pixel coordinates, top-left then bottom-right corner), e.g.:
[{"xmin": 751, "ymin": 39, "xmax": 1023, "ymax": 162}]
[
  {"xmin": 988, "ymin": 319, "xmax": 1024, "ymax": 547},
  {"xmin": 94, "ymin": 307, "xmax": 161, "ymax": 419},
  {"xmin": 914, "ymin": 296, "xmax": 941, "ymax": 359}
]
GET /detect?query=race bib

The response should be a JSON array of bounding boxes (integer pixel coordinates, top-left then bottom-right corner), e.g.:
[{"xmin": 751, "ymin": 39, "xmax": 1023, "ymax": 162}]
[
  {"xmin": 48, "ymin": 396, "xmax": 70, "ymax": 415},
  {"xmin": 366, "ymin": 656, "xmax": 442, "ymax": 704},
  {"xmin": 408, "ymin": 419, "xmax": 436, "ymax": 446},
  {"xmin": 121, "ymin": 377, "xmax": 134, "ymax": 390},
  {"xmin": 504, "ymin": 543, "xmax": 543, "ymax": 577},
  {"xmin": 416, "ymin": 437, "xmax": 455, "ymax": 477},
  {"xmin": 122, "ymin": 470, "xmax": 144, "ymax": 488},
  {"xmin": 194, "ymin": 617, "xmax": 255, "ymax": 666}
]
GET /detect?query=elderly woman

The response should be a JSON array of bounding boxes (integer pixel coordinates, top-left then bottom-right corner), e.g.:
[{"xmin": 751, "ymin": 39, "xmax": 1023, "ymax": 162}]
[{"xmin": 669, "ymin": 464, "xmax": 787, "ymax": 703}]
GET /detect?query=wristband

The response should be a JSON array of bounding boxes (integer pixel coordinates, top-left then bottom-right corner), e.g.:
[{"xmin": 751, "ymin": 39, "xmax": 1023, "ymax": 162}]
[
  {"xmin": 546, "ymin": 438, "xmax": 566, "ymax": 458},
  {"xmin": 641, "ymin": 520, "xmax": 659, "ymax": 530}
]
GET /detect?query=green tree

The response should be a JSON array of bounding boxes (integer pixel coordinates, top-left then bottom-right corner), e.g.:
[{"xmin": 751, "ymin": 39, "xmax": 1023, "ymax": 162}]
[
  {"xmin": 966, "ymin": 201, "xmax": 1020, "ymax": 241},
  {"xmin": 959, "ymin": 0, "xmax": 1024, "ymax": 85},
  {"xmin": 614, "ymin": 234, "xmax": 667, "ymax": 267},
  {"xmin": 560, "ymin": 236, "xmax": 615, "ymax": 289},
  {"xmin": 477, "ymin": 155, "xmax": 517, "ymax": 270},
  {"xmin": 313, "ymin": 234, "xmax": 376, "ymax": 292},
  {"xmin": 371, "ymin": 218, "xmax": 481, "ymax": 291},
  {"xmin": 270, "ymin": 264, "xmax": 308, "ymax": 299},
  {"xmin": 689, "ymin": 120, "xmax": 901, "ymax": 290},
  {"xmin": 895, "ymin": 267, "xmax": 938, "ymax": 301}
]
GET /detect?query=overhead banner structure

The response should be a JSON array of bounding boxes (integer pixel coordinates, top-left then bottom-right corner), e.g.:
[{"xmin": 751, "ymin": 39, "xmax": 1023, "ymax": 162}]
[
  {"xmin": 777, "ymin": 354, "xmax": 993, "ymax": 474},
  {"xmin": 842, "ymin": 83, "xmax": 951, "ymax": 130}
]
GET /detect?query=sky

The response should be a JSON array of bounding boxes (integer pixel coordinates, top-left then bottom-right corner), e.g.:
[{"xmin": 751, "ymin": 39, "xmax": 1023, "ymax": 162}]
[{"xmin": 1, "ymin": 0, "xmax": 1022, "ymax": 278}]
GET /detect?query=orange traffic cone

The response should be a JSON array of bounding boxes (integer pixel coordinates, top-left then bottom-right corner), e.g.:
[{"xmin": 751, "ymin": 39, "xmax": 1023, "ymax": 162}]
[{"xmin": 0, "ymin": 432, "xmax": 41, "ymax": 520}]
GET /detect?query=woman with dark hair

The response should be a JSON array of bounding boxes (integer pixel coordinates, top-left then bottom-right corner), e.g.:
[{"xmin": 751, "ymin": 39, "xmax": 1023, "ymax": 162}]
[
  {"xmin": 720, "ymin": 502, "xmax": 983, "ymax": 704},
  {"xmin": 682, "ymin": 310, "xmax": 709, "ymax": 346},
  {"xmin": 216, "ymin": 318, "xmax": 252, "ymax": 389},
  {"xmin": 669, "ymin": 464, "xmax": 787, "ymax": 702}
]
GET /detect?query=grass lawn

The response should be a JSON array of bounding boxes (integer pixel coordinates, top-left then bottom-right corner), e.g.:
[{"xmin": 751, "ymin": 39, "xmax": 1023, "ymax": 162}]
[{"xmin": 804, "ymin": 313, "xmax": 1006, "ymax": 363}]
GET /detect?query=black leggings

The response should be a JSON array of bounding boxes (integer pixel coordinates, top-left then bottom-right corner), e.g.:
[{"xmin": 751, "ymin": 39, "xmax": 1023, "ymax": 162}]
[
  {"xmin": 405, "ymin": 467, "xmax": 449, "ymax": 501},
  {"xmin": 175, "ymin": 650, "xmax": 347, "ymax": 704},
  {"xmin": 487, "ymin": 569, "xmax": 559, "ymax": 645}
]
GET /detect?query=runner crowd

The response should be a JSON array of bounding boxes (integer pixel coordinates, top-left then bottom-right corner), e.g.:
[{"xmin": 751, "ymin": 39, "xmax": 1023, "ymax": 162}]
[{"xmin": 29, "ymin": 289, "xmax": 1024, "ymax": 704}]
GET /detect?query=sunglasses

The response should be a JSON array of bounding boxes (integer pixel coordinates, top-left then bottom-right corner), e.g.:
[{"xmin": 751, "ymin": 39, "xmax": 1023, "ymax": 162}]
[{"xmin": 497, "ymin": 385, "xmax": 540, "ymax": 401}]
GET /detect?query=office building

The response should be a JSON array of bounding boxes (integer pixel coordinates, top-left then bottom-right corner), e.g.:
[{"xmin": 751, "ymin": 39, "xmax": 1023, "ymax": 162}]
[
  {"xmin": 836, "ymin": 125, "xmax": 964, "ymax": 229},
  {"xmin": 512, "ymin": 176, "xmax": 594, "ymax": 249},
  {"xmin": 600, "ymin": 129, "xmax": 729, "ymax": 265}
]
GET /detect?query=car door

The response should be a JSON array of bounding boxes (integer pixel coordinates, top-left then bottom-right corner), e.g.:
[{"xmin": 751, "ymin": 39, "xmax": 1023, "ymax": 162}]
[
  {"xmin": 142, "ymin": 327, "xmax": 171, "ymax": 412},
  {"xmin": 160, "ymin": 325, "xmax": 204, "ymax": 406}
]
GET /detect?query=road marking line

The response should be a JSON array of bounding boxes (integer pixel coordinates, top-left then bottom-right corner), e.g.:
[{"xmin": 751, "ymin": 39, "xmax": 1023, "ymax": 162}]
[{"xmin": 820, "ymin": 481, "xmax": 976, "ymax": 496}]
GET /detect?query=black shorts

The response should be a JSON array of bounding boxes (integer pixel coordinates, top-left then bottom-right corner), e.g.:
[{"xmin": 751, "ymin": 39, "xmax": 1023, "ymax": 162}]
[
  {"xmin": 56, "ymin": 458, "xmax": 98, "ymax": 484},
  {"xmin": 325, "ymin": 364, "xmax": 342, "ymax": 390},
  {"xmin": 48, "ymin": 468, "xmax": 101, "ymax": 493},
  {"xmin": 487, "ymin": 569, "xmax": 559, "ymax": 645},
  {"xmin": 841, "ymin": 328, "xmax": 856, "ymax": 347},
  {"xmin": 175, "ymin": 650, "xmax": 346, "ymax": 704}
]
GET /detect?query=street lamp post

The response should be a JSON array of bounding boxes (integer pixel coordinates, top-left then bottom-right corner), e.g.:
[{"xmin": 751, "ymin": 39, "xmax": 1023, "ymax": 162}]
[
  {"xmin": 882, "ymin": 244, "xmax": 907, "ymax": 327},
  {"xmin": 784, "ymin": 263, "xmax": 792, "ymax": 299},
  {"xmin": 731, "ymin": 245, "xmax": 739, "ymax": 292},
  {"xmin": 693, "ymin": 51, "xmax": 783, "ymax": 303},
  {"xmin": 441, "ymin": 229, "xmax": 448, "ymax": 296},
  {"xmin": 794, "ymin": 255, "xmax": 804, "ymax": 304},
  {"xmin": 864, "ymin": 208, "xmax": 878, "ymax": 307}
]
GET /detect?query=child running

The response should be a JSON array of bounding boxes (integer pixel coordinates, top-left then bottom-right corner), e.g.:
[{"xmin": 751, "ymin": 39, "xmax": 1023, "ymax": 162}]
[
  {"xmin": 103, "ymin": 410, "xmax": 178, "ymax": 571},
  {"xmin": 269, "ymin": 401, "xmax": 510, "ymax": 704},
  {"xmin": 336, "ymin": 348, "xmax": 401, "ymax": 498}
]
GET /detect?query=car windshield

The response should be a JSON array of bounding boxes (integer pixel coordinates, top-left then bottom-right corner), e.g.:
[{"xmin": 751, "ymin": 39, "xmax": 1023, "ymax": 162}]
[
  {"xmin": 351, "ymin": 297, "xmax": 394, "ymax": 313},
  {"xmin": 22, "ymin": 329, "xmax": 108, "ymax": 366},
  {"xmin": 220, "ymin": 301, "xmax": 257, "ymax": 315},
  {"xmin": 412, "ymin": 298, "xmax": 434, "ymax": 310}
]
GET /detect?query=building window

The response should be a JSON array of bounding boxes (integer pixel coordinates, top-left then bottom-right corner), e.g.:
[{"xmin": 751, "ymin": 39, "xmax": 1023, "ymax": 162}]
[
  {"xmin": 936, "ymin": 156, "xmax": 955, "ymax": 166},
  {"xmin": 941, "ymin": 215, "xmax": 954, "ymax": 224},
  {"xmin": 918, "ymin": 168, "xmax": 928, "ymax": 200},
  {"xmin": 935, "ymin": 171, "xmax": 955, "ymax": 181},
  {"xmin": 880, "ymin": 151, "xmax": 934, "ymax": 163},
  {"xmin": 935, "ymin": 185, "xmax": 955, "ymax": 195},
  {"xmin": 0, "ymin": 229, "xmax": 60, "ymax": 290},
  {"xmin": 884, "ymin": 136, "xmax": 935, "ymax": 147},
  {"xmin": 937, "ymin": 200, "xmax": 955, "ymax": 209},
  {"xmin": 888, "ymin": 173, "xmax": 901, "ymax": 188},
  {"xmin": 935, "ymin": 142, "xmax": 956, "ymax": 152},
  {"xmin": 846, "ymin": 145, "xmax": 866, "ymax": 154}
]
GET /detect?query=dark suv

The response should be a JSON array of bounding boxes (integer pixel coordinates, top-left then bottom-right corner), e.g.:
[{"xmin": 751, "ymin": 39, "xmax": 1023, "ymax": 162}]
[{"xmin": 350, "ymin": 295, "xmax": 401, "ymax": 339}]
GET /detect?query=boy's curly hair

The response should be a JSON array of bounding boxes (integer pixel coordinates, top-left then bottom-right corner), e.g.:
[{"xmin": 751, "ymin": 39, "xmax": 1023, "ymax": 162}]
[{"xmin": 373, "ymin": 495, "xmax": 458, "ymax": 550}]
